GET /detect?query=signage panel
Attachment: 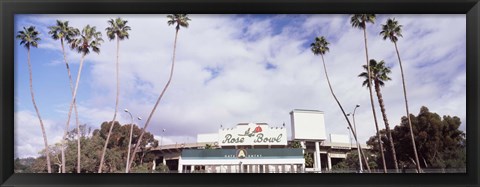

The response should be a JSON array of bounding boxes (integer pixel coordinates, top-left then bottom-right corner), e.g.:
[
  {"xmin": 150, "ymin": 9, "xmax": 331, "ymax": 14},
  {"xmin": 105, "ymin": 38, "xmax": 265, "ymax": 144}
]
[
  {"xmin": 218, "ymin": 123, "xmax": 287, "ymax": 146},
  {"xmin": 181, "ymin": 148, "xmax": 303, "ymax": 160},
  {"xmin": 290, "ymin": 110, "xmax": 327, "ymax": 140}
]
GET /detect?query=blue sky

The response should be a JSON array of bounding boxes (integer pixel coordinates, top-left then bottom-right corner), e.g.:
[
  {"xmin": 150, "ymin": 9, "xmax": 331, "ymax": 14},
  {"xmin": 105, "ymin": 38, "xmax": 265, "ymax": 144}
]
[{"xmin": 14, "ymin": 14, "xmax": 466, "ymax": 158}]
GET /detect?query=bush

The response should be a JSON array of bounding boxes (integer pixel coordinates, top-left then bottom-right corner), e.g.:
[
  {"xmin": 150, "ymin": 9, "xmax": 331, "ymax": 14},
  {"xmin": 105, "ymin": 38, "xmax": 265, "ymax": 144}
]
[
  {"xmin": 156, "ymin": 163, "xmax": 169, "ymax": 173},
  {"xmin": 130, "ymin": 163, "xmax": 151, "ymax": 173}
]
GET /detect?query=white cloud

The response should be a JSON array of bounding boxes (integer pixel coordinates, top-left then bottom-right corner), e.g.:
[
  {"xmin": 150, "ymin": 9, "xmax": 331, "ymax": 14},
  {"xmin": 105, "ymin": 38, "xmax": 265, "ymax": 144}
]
[
  {"xmin": 14, "ymin": 14, "xmax": 466, "ymax": 158},
  {"xmin": 14, "ymin": 110, "xmax": 63, "ymax": 158}
]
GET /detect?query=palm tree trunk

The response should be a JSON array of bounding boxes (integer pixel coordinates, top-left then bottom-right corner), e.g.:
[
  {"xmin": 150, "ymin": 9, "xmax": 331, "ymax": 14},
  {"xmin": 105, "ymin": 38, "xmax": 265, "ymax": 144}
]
[
  {"xmin": 60, "ymin": 39, "xmax": 82, "ymax": 173},
  {"xmin": 62, "ymin": 53, "xmax": 86, "ymax": 173},
  {"xmin": 76, "ymin": 121, "xmax": 81, "ymax": 172},
  {"xmin": 27, "ymin": 48, "xmax": 52, "ymax": 173},
  {"xmin": 54, "ymin": 153, "xmax": 62, "ymax": 173},
  {"xmin": 422, "ymin": 156, "xmax": 428, "ymax": 168},
  {"xmin": 363, "ymin": 27, "xmax": 387, "ymax": 173},
  {"xmin": 128, "ymin": 28, "xmax": 180, "ymax": 171},
  {"xmin": 394, "ymin": 41, "xmax": 421, "ymax": 173},
  {"xmin": 321, "ymin": 55, "xmax": 371, "ymax": 172},
  {"xmin": 99, "ymin": 38, "xmax": 121, "ymax": 173},
  {"xmin": 140, "ymin": 151, "xmax": 146, "ymax": 165},
  {"xmin": 374, "ymin": 81, "xmax": 399, "ymax": 172}
]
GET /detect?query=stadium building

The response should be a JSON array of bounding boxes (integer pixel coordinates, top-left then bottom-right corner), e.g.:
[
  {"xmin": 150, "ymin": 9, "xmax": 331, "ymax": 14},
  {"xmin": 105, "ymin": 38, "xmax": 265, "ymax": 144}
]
[{"xmin": 146, "ymin": 109, "xmax": 370, "ymax": 173}]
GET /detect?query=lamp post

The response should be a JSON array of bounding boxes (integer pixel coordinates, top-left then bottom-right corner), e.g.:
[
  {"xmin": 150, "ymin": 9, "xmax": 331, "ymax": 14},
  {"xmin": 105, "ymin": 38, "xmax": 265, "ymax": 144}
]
[
  {"xmin": 352, "ymin": 104, "xmax": 363, "ymax": 173},
  {"xmin": 347, "ymin": 126, "xmax": 353, "ymax": 148},
  {"xmin": 125, "ymin": 108, "xmax": 141, "ymax": 173},
  {"xmin": 160, "ymin": 128, "xmax": 166, "ymax": 148}
]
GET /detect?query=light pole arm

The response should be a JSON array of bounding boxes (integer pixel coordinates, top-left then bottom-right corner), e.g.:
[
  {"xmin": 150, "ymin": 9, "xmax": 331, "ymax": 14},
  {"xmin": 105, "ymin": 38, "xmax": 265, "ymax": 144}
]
[
  {"xmin": 125, "ymin": 109, "xmax": 134, "ymax": 173},
  {"xmin": 352, "ymin": 105, "xmax": 363, "ymax": 172}
]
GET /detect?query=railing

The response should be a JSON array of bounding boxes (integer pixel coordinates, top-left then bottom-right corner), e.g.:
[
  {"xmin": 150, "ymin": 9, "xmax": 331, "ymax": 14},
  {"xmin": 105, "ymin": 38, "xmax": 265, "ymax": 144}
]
[
  {"xmin": 144, "ymin": 168, "xmax": 466, "ymax": 173},
  {"xmin": 161, "ymin": 168, "xmax": 466, "ymax": 173},
  {"xmin": 317, "ymin": 168, "xmax": 466, "ymax": 173}
]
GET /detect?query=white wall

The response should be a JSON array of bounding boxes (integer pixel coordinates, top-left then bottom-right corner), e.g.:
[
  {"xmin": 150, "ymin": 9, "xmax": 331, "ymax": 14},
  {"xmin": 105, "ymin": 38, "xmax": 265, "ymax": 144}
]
[
  {"xmin": 329, "ymin": 134, "xmax": 350, "ymax": 144},
  {"xmin": 180, "ymin": 158, "xmax": 304, "ymax": 165}
]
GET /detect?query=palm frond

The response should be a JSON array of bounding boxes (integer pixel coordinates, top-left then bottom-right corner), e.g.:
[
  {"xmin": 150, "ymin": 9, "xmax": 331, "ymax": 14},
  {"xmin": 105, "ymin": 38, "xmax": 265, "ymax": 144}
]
[
  {"xmin": 380, "ymin": 18, "xmax": 403, "ymax": 43},
  {"xmin": 359, "ymin": 59, "xmax": 392, "ymax": 88},
  {"xmin": 350, "ymin": 14, "xmax": 376, "ymax": 30},
  {"xmin": 71, "ymin": 24, "xmax": 103, "ymax": 55},
  {"xmin": 106, "ymin": 17, "xmax": 130, "ymax": 41},
  {"xmin": 16, "ymin": 26, "xmax": 41, "ymax": 49},
  {"xmin": 310, "ymin": 36, "xmax": 329, "ymax": 56},
  {"xmin": 48, "ymin": 20, "xmax": 80, "ymax": 44},
  {"xmin": 167, "ymin": 14, "xmax": 191, "ymax": 30}
]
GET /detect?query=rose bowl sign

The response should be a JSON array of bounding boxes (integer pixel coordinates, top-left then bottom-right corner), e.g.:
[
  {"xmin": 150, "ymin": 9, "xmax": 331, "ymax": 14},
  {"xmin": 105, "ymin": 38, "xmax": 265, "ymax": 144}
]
[{"xmin": 218, "ymin": 123, "xmax": 287, "ymax": 146}]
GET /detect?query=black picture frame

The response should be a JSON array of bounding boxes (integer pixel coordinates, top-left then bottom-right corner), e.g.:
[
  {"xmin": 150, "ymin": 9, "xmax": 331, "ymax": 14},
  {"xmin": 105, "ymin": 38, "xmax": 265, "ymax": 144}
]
[{"xmin": 1, "ymin": 0, "xmax": 479, "ymax": 186}]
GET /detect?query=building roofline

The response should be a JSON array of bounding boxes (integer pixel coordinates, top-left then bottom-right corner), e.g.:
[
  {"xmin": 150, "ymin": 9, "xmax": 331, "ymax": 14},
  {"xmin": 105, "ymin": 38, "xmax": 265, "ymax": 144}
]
[{"xmin": 290, "ymin": 109, "xmax": 324, "ymax": 114}]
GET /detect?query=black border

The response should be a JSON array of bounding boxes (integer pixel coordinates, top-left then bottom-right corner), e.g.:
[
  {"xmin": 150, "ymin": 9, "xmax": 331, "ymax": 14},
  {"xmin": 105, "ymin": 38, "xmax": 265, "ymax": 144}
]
[{"xmin": 1, "ymin": 0, "xmax": 479, "ymax": 187}]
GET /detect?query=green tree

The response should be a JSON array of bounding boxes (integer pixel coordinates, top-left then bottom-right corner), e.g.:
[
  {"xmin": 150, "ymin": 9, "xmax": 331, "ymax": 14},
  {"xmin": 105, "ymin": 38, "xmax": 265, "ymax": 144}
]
[
  {"xmin": 14, "ymin": 157, "xmax": 34, "ymax": 173},
  {"xmin": 130, "ymin": 163, "xmax": 152, "ymax": 173},
  {"xmin": 350, "ymin": 14, "xmax": 387, "ymax": 173},
  {"xmin": 128, "ymin": 14, "xmax": 191, "ymax": 171},
  {"xmin": 205, "ymin": 144, "xmax": 213, "ymax": 149},
  {"xmin": 34, "ymin": 125, "xmax": 91, "ymax": 173},
  {"xmin": 35, "ymin": 142, "xmax": 64, "ymax": 173},
  {"xmin": 74, "ymin": 131, "xmax": 104, "ymax": 173},
  {"xmin": 343, "ymin": 150, "xmax": 378, "ymax": 171},
  {"xmin": 16, "ymin": 157, "xmax": 36, "ymax": 173},
  {"xmin": 380, "ymin": 18, "xmax": 422, "ymax": 173},
  {"xmin": 304, "ymin": 152, "xmax": 314, "ymax": 168},
  {"xmin": 289, "ymin": 141, "xmax": 315, "ymax": 168},
  {"xmin": 14, "ymin": 158, "xmax": 25, "ymax": 172},
  {"xmin": 33, "ymin": 123, "xmax": 97, "ymax": 173},
  {"xmin": 16, "ymin": 26, "xmax": 51, "ymax": 173},
  {"xmin": 330, "ymin": 150, "xmax": 378, "ymax": 172},
  {"xmin": 156, "ymin": 163, "xmax": 170, "ymax": 173},
  {"xmin": 358, "ymin": 59, "xmax": 399, "ymax": 171},
  {"xmin": 310, "ymin": 36, "xmax": 371, "ymax": 172},
  {"xmin": 30, "ymin": 156, "xmax": 49, "ymax": 173},
  {"xmin": 48, "ymin": 20, "xmax": 82, "ymax": 173},
  {"xmin": 331, "ymin": 161, "xmax": 350, "ymax": 171},
  {"xmin": 63, "ymin": 124, "xmax": 94, "ymax": 173},
  {"xmin": 366, "ymin": 106, "xmax": 466, "ymax": 170},
  {"xmin": 289, "ymin": 141, "xmax": 302, "ymax": 148},
  {"xmin": 64, "ymin": 24, "xmax": 103, "ymax": 173},
  {"xmin": 30, "ymin": 122, "xmax": 157, "ymax": 173},
  {"xmin": 96, "ymin": 121, "xmax": 158, "ymax": 173},
  {"xmin": 99, "ymin": 17, "xmax": 131, "ymax": 173}
]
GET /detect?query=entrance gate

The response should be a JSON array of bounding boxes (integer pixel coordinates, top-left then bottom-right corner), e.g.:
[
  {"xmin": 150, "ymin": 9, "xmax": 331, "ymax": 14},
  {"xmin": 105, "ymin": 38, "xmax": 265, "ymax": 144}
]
[{"xmin": 179, "ymin": 148, "xmax": 305, "ymax": 173}]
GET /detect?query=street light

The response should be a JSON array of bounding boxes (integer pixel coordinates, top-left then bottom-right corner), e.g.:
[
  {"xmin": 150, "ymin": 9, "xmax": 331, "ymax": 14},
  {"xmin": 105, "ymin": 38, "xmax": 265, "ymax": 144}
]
[
  {"xmin": 347, "ymin": 126, "xmax": 353, "ymax": 148},
  {"xmin": 352, "ymin": 104, "xmax": 363, "ymax": 173},
  {"xmin": 160, "ymin": 128, "xmax": 166, "ymax": 148},
  {"xmin": 124, "ymin": 108, "xmax": 141, "ymax": 173}
]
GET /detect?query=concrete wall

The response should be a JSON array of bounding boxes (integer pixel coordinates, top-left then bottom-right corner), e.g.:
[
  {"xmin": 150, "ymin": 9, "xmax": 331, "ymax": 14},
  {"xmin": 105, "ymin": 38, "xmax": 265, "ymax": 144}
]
[{"xmin": 329, "ymin": 134, "xmax": 350, "ymax": 144}]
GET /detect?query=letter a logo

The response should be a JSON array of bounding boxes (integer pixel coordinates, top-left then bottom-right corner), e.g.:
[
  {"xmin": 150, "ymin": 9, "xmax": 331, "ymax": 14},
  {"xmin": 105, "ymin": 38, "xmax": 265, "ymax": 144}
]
[{"xmin": 237, "ymin": 149, "xmax": 247, "ymax": 159}]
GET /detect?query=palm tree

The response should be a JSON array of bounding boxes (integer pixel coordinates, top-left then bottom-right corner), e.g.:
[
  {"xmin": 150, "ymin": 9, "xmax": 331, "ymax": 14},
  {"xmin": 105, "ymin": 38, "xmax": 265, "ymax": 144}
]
[
  {"xmin": 359, "ymin": 59, "xmax": 399, "ymax": 171},
  {"xmin": 67, "ymin": 24, "xmax": 103, "ymax": 172},
  {"xmin": 310, "ymin": 36, "xmax": 371, "ymax": 172},
  {"xmin": 98, "ymin": 17, "xmax": 131, "ymax": 173},
  {"xmin": 48, "ymin": 20, "xmax": 82, "ymax": 173},
  {"xmin": 127, "ymin": 14, "xmax": 191, "ymax": 172},
  {"xmin": 16, "ymin": 26, "xmax": 52, "ymax": 173},
  {"xmin": 350, "ymin": 14, "xmax": 387, "ymax": 173},
  {"xmin": 380, "ymin": 18, "xmax": 421, "ymax": 173}
]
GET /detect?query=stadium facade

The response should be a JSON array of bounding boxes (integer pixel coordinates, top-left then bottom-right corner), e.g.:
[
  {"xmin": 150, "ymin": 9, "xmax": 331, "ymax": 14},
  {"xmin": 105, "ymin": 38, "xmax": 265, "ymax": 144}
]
[{"xmin": 146, "ymin": 109, "xmax": 369, "ymax": 173}]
